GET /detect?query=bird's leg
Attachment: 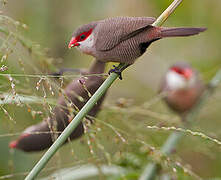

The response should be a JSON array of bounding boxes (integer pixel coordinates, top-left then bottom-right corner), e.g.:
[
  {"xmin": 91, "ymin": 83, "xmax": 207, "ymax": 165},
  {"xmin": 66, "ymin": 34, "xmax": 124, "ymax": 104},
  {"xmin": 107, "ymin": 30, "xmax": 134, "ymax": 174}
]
[
  {"xmin": 181, "ymin": 113, "xmax": 188, "ymax": 122},
  {"xmin": 50, "ymin": 68, "xmax": 82, "ymax": 78},
  {"xmin": 108, "ymin": 64, "xmax": 131, "ymax": 80}
]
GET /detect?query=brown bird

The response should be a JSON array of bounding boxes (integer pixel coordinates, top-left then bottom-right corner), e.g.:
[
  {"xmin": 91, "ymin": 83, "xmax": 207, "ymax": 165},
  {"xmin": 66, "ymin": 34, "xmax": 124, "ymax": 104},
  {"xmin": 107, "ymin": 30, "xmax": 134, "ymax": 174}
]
[
  {"xmin": 68, "ymin": 17, "xmax": 206, "ymax": 76},
  {"xmin": 159, "ymin": 62, "xmax": 205, "ymax": 120},
  {"xmin": 9, "ymin": 60, "xmax": 106, "ymax": 152}
]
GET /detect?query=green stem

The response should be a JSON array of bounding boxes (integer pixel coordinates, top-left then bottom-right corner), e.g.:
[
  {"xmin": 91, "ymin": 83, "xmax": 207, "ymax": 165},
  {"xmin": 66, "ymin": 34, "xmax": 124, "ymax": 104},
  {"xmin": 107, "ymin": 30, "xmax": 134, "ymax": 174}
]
[
  {"xmin": 139, "ymin": 69, "xmax": 221, "ymax": 180},
  {"xmin": 139, "ymin": 132, "xmax": 183, "ymax": 180},
  {"xmin": 152, "ymin": 0, "xmax": 183, "ymax": 27},
  {"xmin": 25, "ymin": 0, "xmax": 186, "ymax": 179},
  {"xmin": 24, "ymin": 69, "xmax": 122, "ymax": 180}
]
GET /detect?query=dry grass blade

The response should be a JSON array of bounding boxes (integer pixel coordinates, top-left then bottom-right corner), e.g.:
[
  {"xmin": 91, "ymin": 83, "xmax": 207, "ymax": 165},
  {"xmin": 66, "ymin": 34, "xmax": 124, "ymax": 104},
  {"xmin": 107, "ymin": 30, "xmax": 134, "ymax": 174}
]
[{"xmin": 146, "ymin": 125, "xmax": 221, "ymax": 146}]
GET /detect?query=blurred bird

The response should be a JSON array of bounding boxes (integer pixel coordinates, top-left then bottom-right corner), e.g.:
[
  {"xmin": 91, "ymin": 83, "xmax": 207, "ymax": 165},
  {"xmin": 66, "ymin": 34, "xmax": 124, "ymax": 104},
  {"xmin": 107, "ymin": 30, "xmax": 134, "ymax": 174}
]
[
  {"xmin": 68, "ymin": 17, "xmax": 206, "ymax": 77},
  {"xmin": 9, "ymin": 60, "xmax": 106, "ymax": 152},
  {"xmin": 159, "ymin": 62, "xmax": 205, "ymax": 120}
]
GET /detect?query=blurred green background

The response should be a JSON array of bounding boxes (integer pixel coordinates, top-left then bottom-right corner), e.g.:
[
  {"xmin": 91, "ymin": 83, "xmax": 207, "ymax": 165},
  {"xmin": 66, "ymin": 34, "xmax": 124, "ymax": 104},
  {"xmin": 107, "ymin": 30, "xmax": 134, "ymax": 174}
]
[{"xmin": 0, "ymin": 0, "xmax": 220, "ymax": 179}]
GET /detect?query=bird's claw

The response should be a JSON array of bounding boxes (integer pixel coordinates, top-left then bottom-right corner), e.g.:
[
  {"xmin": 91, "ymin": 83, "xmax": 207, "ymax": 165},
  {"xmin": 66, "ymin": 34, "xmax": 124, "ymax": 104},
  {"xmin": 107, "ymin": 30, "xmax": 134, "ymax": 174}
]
[
  {"xmin": 108, "ymin": 65, "xmax": 123, "ymax": 80},
  {"xmin": 50, "ymin": 68, "xmax": 82, "ymax": 78},
  {"xmin": 50, "ymin": 71, "xmax": 63, "ymax": 78}
]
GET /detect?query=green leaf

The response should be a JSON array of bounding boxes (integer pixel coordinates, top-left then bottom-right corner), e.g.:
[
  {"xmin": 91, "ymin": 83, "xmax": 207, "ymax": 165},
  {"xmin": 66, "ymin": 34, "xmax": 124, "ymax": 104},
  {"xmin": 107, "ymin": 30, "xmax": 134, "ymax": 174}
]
[{"xmin": 40, "ymin": 164, "xmax": 126, "ymax": 180}]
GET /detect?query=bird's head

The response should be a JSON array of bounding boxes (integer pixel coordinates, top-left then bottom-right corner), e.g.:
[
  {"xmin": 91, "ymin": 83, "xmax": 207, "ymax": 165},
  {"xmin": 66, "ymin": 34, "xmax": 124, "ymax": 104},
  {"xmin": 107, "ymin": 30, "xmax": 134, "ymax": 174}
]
[
  {"xmin": 68, "ymin": 22, "xmax": 97, "ymax": 54},
  {"xmin": 166, "ymin": 62, "xmax": 196, "ymax": 90}
]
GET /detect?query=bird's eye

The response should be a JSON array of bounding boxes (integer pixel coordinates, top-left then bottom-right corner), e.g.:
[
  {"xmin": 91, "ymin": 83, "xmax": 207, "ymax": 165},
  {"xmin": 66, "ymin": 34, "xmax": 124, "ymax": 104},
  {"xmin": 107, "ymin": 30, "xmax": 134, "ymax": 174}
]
[{"xmin": 80, "ymin": 34, "xmax": 86, "ymax": 40}]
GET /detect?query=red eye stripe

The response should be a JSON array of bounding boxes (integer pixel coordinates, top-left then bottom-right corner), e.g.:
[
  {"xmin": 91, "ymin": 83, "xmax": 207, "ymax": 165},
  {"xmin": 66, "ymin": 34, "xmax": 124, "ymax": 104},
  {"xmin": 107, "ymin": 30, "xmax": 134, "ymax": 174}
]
[
  {"xmin": 171, "ymin": 67, "xmax": 183, "ymax": 75},
  {"xmin": 170, "ymin": 67, "xmax": 193, "ymax": 79},
  {"xmin": 76, "ymin": 29, "xmax": 93, "ymax": 42}
]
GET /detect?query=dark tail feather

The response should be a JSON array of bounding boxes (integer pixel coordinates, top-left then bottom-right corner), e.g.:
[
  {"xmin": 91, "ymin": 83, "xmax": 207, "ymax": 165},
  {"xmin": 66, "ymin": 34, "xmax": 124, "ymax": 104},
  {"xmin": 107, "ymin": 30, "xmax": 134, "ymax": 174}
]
[{"xmin": 161, "ymin": 27, "xmax": 207, "ymax": 38}]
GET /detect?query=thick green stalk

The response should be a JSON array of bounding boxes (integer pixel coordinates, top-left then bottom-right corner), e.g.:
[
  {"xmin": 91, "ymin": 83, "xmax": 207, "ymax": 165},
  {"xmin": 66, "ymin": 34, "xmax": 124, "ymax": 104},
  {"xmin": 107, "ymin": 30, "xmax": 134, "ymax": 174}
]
[
  {"xmin": 152, "ymin": 0, "xmax": 183, "ymax": 27},
  {"xmin": 25, "ymin": 0, "xmax": 185, "ymax": 179},
  {"xmin": 139, "ymin": 69, "xmax": 221, "ymax": 180},
  {"xmin": 25, "ymin": 69, "xmax": 121, "ymax": 180}
]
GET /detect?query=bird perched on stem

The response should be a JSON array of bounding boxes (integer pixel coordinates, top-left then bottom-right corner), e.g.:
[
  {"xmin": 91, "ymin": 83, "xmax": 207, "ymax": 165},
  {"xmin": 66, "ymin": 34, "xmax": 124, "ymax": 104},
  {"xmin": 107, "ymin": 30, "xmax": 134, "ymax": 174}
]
[
  {"xmin": 159, "ymin": 62, "xmax": 205, "ymax": 121},
  {"xmin": 68, "ymin": 17, "xmax": 206, "ymax": 78},
  {"xmin": 9, "ymin": 60, "xmax": 107, "ymax": 152}
]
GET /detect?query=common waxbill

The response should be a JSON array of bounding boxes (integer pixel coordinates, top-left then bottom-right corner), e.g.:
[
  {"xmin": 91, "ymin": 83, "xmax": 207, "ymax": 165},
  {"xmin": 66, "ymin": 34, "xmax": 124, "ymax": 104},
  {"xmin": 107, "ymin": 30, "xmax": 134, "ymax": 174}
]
[
  {"xmin": 159, "ymin": 62, "xmax": 205, "ymax": 120},
  {"xmin": 9, "ymin": 60, "xmax": 106, "ymax": 152},
  {"xmin": 68, "ymin": 17, "xmax": 206, "ymax": 66}
]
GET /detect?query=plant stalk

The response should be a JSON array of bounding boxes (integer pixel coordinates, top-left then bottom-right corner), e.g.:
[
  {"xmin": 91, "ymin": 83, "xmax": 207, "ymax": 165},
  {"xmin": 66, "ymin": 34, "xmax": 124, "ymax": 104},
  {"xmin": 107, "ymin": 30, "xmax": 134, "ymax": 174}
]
[
  {"xmin": 152, "ymin": 0, "xmax": 183, "ymax": 27},
  {"xmin": 24, "ymin": 68, "xmax": 122, "ymax": 180}
]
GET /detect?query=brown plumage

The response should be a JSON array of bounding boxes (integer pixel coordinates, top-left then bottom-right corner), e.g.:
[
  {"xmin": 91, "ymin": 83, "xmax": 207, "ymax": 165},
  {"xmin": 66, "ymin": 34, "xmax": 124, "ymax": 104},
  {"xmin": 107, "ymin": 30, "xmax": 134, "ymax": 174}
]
[
  {"xmin": 159, "ymin": 62, "xmax": 205, "ymax": 119},
  {"xmin": 69, "ymin": 17, "xmax": 207, "ymax": 64},
  {"xmin": 9, "ymin": 60, "xmax": 106, "ymax": 152}
]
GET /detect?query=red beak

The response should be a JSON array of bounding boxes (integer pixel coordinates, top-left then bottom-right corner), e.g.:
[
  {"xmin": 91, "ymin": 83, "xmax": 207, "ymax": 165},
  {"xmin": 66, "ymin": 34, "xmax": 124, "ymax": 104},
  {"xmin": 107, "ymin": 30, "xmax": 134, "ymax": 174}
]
[
  {"xmin": 183, "ymin": 69, "xmax": 193, "ymax": 79},
  {"xmin": 9, "ymin": 140, "xmax": 18, "ymax": 149},
  {"xmin": 68, "ymin": 37, "xmax": 80, "ymax": 49}
]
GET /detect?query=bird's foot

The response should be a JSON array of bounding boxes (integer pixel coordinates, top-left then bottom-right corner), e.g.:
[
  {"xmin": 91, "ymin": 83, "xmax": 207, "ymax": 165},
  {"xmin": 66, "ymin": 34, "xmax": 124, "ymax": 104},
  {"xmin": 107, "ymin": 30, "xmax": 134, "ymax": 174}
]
[
  {"xmin": 108, "ymin": 65, "xmax": 123, "ymax": 80},
  {"xmin": 50, "ymin": 68, "xmax": 82, "ymax": 78},
  {"xmin": 50, "ymin": 71, "xmax": 63, "ymax": 78}
]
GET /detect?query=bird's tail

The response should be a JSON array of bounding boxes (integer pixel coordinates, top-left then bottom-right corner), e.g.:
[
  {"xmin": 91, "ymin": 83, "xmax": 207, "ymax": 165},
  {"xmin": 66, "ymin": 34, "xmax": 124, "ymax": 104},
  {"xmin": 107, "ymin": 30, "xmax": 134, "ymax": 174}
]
[{"xmin": 160, "ymin": 27, "xmax": 207, "ymax": 38}]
